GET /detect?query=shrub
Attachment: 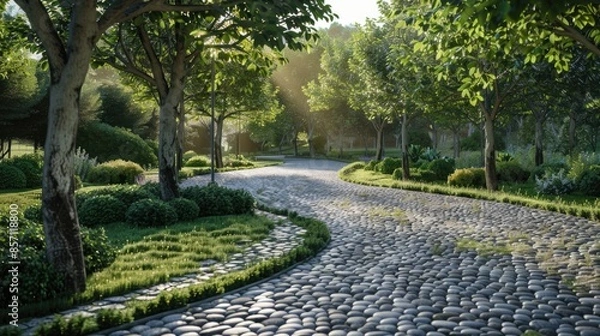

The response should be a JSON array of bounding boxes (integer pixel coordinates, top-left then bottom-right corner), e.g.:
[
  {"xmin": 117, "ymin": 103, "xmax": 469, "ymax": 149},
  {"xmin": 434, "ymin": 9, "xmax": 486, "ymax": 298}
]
[
  {"xmin": 73, "ymin": 147, "xmax": 97, "ymax": 181},
  {"xmin": 0, "ymin": 217, "xmax": 115, "ymax": 305},
  {"xmin": 576, "ymin": 165, "xmax": 600, "ymax": 196},
  {"xmin": 364, "ymin": 160, "xmax": 379, "ymax": 171},
  {"xmin": 87, "ymin": 159, "xmax": 144, "ymax": 185},
  {"xmin": 78, "ymin": 121, "xmax": 158, "ymax": 167},
  {"xmin": 497, "ymin": 161, "xmax": 530, "ymax": 183},
  {"xmin": 421, "ymin": 147, "xmax": 441, "ymax": 161},
  {"xmin": 5, "ymin": 153, "xmax": 43, "ymax": 188},
  {"xmin": 339, "ymin": 162, "xmax": 365, "ymax": 176},
  {"xmin": 0, "ymin": 163, "xmax": 27, "ymax": 189},
  {"xmin": 529, "ymin": 162, "xmax": 569, "ymax": 182},
  {"xmin": 426, "ymin": 158, "xmax": 455, "ymax": 180},
  {"xmin": 408, "ymin": 144, "xmax": 424, "ymax": 163},
  {"xmin": 392, "ymin": 168, "xmax": 404, "ymax": 180},
  {"xmin": 74, "ymin": 175, "xmax": 83, "ymax": 190},
  {"xmin": 125, "ymin": 199, "xmax": 178, "ymax": 227},
  {"xmin": 225, "ymin": 158, "xmax": 254, "ymax": 168},
  {"xmin": 406, "ymin": 168, "xmax": 437, "ymax": 182},
  {"xmin": 376, "ymin": 157, "xmax": 403, "ymax": 175},
  {"xmin": 168, "ymin": 198, "xmax": 200, "ymax": 222},
  {"xmin": 181, "ymin": 184, "xmax": 255, "ymax": 217},
  {"xmin": 24, "ymin": 204, "xmax": 43, "ymax": 222},
  {"xmin": 139, "ymin": 182, "xmax": 162, "ymax": 198},
  {"xmin": 78, "ymin": 195, "xmax": 127, "ymax": 227},
  {"xmin": 448, "ymin": 168, "xmax": 486, "ymax": 188},
  {"xmin": 184, "ymin": 155, "xmax": 210, "ymax": 167},
  {"xmin": 496, "ymin": 151, "xmax": 514, "ymax": 162},
  {"xmin": 535, "ymin": 169, "xmax": 575, "ymax": 195},
  {"xmin": 76, "ymin": 185, "xmax": 157, "ymax": 210},
  {"xmin": 182, "ymin": 150, "xmax": 198, "ymax": 163}
]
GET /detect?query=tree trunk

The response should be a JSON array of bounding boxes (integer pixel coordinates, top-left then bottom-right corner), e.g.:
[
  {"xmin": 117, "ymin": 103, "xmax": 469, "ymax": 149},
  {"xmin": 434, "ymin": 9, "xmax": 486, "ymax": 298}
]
[
  {"xmin": 292, "ymin": 130, "xmax": 299, "ymax": 156},
  {"xmin": 453, "ymin": 129, "xmax": 460, "ymax": 158},
  {"xmin": 375, "ymin": 128, "xmax": 384, "ymax": 161},
  {"xmin": 401, "ymin": 113, "xmax": 410, "ymax": 180},
  {"xmin": 479, "ymin": 119, "xmax": 485, "ymax": 167},
  {"xmin": 429, "ymin": 122, "xmax": 438, "ymax": 150},
  {"xmin": 42, "ymin": 80, "xmax": 87, "ymax": 295},
  {"xmin": 176, "ymin": 92, "xmax": 185, "ymax": 171},
  {"xmin": 483, "ymin": 114, "xmax": 498, "ymax": 191},
  {"xmin": 215, "ymin": 117, "xmax": 224, "ymax": 168},
  {"xmin": 569, "ymin": 110, "xmax": 577, "ymax": 156},
  {"xmin": 534, "ymin": 116, "xmax": 544, "ymax": 166},
  {"xmin": 158, "ymin": 102, "xmax": 179, "ymax": 200}
]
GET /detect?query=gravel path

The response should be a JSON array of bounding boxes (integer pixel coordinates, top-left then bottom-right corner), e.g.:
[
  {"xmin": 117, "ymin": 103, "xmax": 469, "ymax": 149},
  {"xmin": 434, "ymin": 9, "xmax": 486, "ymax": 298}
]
[{"xmin": 102, "ymin": 158, "xmax": 600, "ymax": 336}]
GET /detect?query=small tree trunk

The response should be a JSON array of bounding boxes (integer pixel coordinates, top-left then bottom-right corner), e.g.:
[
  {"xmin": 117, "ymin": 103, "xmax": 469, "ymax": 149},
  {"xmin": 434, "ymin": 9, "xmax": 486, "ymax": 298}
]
[
  {"xmin": 453, "ymin": 130, "xmax": 460, "ymax": 158},
  {"xmin": 215, "ymin": 117, "xmax": 224, "ymax": 168},
  {"xmin": 534, "ymin": 117, "xmax": 544, "ymax": 166},
  {"xmin": 176, "ymin": 92, "xmax": 185, "ymax": 171},
  {"xmin": 569, "ymin": 110, "xmax": 577, "ymax": 156},
  {"xmin": 375, "ymin": 128, "xmax": 384, "ymax": 161},
  {"xmin": 158, "ymin": 102, "xmax": 179, "ymax": 200},
  {"xmin": 479, "ymin": 119, "xmax": 485, "ymax": 167},
  {"xmin": 292, "ymin": 130, "xmax": 299, "ymax": 156},
  {"xmin": 401, "ymin": 113, "xmax": 410, "ymax": 180},
  {"xmin": 483, "ymin": 114, "xmax": 498, "ymax": 191}
]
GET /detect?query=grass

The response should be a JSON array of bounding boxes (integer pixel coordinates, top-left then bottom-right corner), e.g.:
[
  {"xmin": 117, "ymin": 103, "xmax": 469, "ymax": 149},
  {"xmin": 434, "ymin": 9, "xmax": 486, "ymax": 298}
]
[
  {"xmin": 455, "ymin": 238, "xmax": 512, "ymax": 257},
  {"xmin": 339, "ymin": 167, "xmax": 600, "ymax": 222}
]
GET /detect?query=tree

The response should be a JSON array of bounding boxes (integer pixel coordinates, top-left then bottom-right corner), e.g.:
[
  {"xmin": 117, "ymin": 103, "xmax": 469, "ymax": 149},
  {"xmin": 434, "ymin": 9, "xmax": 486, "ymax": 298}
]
[{"xmin": 13, "ymin": 0, "xmax": 333, "ymax": 294}]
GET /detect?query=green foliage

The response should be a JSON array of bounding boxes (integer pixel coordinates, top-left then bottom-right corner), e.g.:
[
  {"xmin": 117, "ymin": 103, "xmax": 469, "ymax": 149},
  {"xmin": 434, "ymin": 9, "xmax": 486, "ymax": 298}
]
[
  {"xmin": 405, "ymin": 168, "xmax": 438, "ymax": 182},
  {"xmin": 364, "ymin": 160, "xmax": 379, "ymax": 171},
  {"xmin": 339, "ymin": 162, "xmax": 366, "ymax": 176},
  {"xmin": 496, "ymin": 151, "xmax": 514, "ymax": 162},
  {"xmin": 184, "ymin": 155, "xmax": 210, "ymax": 167},
  {"xmin": 577, "ymin": 165, "xmax": 600, "ymax": 196},
  {"xmin": 74, "ymin": 175, "xmax": 83, "ymax": 190},
  {"xmin": 447, "ymin": 168, "xmax": 486, "ymax": 188},
  {"xmin": 421, "ymin": 147, "xmax": 441, "ymax": 161},
  {"xmin": 182, "ymin": 150, "xmax": 198, "ymax": 162},
  {"xmin": 139, "ymin": 182, "xmax": 162, "ymax": 199},
  {"xmin": 376, "ymin": 157, "xmax": 403, "ymax": 175},
  {"xmin": 535, "ymin": 169, "xmax": 575, "ymax": 195},
  {"xmin": 87, "ymin": 159, "xmax": 144, "ymax": 185},
  {"xmin": 96, "ymin": 309, "xmax": 133, "ymax": 331},
  {"xmin": 530, "ymin": 162, "xmax": 570, "ymax": 181},
  {"xmin": 23, "ymin": 203, "xmax": 42, "ymax": 222},
  {"xmin": 0, "ymin": 217, "xmax": 115, "ymax": 307},
  {"xmin": 408, "ymin": 144, "xmax": 424, "ymax": 163},
  {"xmin": 77, "ymin": 121, "xmax": 158, "ymax": 167},
  {"xmin": 0, "ymin": 163, "xmax": 26, "ymax": 189},
  {"xmin": 224, "ymin": 157, "xmax": 254, "ymax": 168},
  {"xmin": 125, "ymin": 199, "xmax": 178, "ymax": 227},
  {"xmin": 78, "ymin": 195, "xmax": 127, "ymax": 227},
  {"xmin": 76, "ymin": 185, "xmax": 157, "ymax": 209},
  {"xmin": 497, "ymin": 161, "xmax": 530, "ymax": 183},
  {"xmin": 167, "ymin": 198, "xmax": 200, "ymax": 222},
  {"xmin": 33, "ymin": 314, "xmax": 96, "ymax": 336},
  {"xmin": 73, "ymin": 147, "xmax": 97, "ymax": 181},
  {"xmin": 4, "ymin": 153, "xmax": 43, "ymax": 188},
  {"xmin": 426, "ymin": 158, "xmax": 455, "ymax": 180},
  {"xmin": 181, "ymin": 184, "xmax": 255, "ymax": 217}
]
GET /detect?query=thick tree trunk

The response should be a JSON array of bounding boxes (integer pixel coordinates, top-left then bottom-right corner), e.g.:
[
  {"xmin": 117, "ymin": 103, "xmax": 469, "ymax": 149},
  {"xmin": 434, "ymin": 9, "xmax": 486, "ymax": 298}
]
[
  {"xmin": 401, "ymin": 114, "xmax": 410, "ymax": 180},
  {"xmin": 176, "ymin": 92, "xmax": 185, "ymax": 171},
  {"xmin": 534, "ymin": 117, "xmax": 544, "ymax": 166},
  {"xmin": 479, "ymin": 120, "xmax": 485, "ymax": 167},
  {"xmin": 158, "ymin": 102, "xmax": 179, "ymax": 200},
  {"xmin": 42, "ymin": 80, "xmax": 87, "ymax": 295},
  {"xmin": 483, "ymin": 114, "xmax": 498, "ymax": 191},
  {"xmin": 215, "ymin": 117, "xmax": 224, "ymax": 168}
]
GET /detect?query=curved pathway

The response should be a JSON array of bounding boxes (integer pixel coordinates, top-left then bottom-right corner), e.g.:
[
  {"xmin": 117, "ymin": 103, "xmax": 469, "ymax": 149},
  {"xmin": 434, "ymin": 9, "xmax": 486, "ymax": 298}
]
[{"xmin": 103, "ymin": 159, "xmax": 600, "ymax": 336}]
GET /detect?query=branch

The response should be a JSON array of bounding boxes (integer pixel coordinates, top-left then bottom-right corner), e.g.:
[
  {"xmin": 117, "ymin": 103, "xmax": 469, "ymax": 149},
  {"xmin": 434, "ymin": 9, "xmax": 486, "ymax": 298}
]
[
  {"xmin": 553, "ymin": 19, "xmax": 600, "ymax": 58},
  {"xmin": 136, "ymin": 22, "xmax": 169, "ymax": 99}
]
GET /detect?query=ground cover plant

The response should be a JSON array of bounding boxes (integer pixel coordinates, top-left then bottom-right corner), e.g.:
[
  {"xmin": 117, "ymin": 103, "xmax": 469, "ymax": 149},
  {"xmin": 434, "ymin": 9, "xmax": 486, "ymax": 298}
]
[{"xmin": 339, "ymin": 162, "xmax": 600, "ymax": 221}]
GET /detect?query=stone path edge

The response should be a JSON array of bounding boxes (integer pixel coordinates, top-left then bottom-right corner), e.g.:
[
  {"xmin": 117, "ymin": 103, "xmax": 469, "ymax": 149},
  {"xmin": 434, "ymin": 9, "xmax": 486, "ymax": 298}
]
[
  {"xmin": 338, "ymin": 166, "xmax": 600, "ymax": 223},
  {"xmin": 88, "ymin": 208, "xmax": 331, "ymax": 336}
]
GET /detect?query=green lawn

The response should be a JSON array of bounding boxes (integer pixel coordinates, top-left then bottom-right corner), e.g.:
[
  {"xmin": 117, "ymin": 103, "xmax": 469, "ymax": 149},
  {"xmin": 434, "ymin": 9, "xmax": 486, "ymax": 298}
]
[{"xmin": 340, "ymin": 167, "xmax": 600, "ymax": 221}]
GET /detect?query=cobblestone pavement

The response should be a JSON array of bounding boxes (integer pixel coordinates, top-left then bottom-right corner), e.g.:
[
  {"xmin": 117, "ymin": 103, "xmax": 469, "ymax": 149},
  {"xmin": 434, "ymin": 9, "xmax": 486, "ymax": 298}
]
[{"xmin": 101, "ymin": 159, "xmax": 600, "ymax": 336}]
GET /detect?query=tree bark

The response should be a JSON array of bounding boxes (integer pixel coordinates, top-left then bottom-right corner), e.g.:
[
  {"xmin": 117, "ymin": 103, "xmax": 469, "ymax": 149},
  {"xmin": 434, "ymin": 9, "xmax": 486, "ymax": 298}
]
[
  {"xmin": 453, "ymin": 129, "xmax": 460, "ymax": 159},
  {"xmin": 483, "ymin": 113, "xmax": 498, "ymax": 191},
  {"xmin": 158, "ymin": 102, "xmax": 179, "ymax": 200},
  {"xmin": 176, "ymin": 91, "xmax": 185, "ymax": 171},
  {"xmin": 534, "ymin": 116, "xmax": 544, "ymax": 166},
  {"xmin": 401, "ymin": 113, "xmax": 410, "ymax": 180},
  {"xmin": 215, "ymin": 116, "xmax": 224, "ymax": 168},
  {"xmin": 569, "ymin": 109, "xmax": 577, "ymax": 156}
]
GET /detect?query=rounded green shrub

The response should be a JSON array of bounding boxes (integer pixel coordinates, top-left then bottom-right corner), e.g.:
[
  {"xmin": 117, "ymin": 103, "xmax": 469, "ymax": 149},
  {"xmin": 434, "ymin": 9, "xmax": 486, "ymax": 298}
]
[
  {"xmin": 497, "ymin": 161, "xmax": 529, "ymax": 183},
  {"xmin": 364, "ymin": 160, "xmax": 379, "ymax": 171},
  {"xmin": 5, "ymin": 153, "xmax": 43, "ymax": 188},
  {"xmin": 139, "ymin": 182, "xmax": 162, "ymax": 198},
  {"xmin": 87, "ymin": 159, "xmax": 144, "ymax": 185},
  {"xmin": 23, "ymin": 204, "xmax": 42, "ymax": 222},
  {"xmin": 168, "ymin": 198, "xmax": 200, "ymax": 222},
  {"xmin": 376, "ymin": 157, "xmax": 403, "ymax": 175},
  {"xmin": 181, "ymin": 184, "xmax": 255, "ymax": 217},
  {"xmin": 529, "ymin": 162, "xmax": 569, "ymax": 182},
  {"xmin": 184, "ymin": 155, "xmax": 210, "ymax": 167},
  {"xmin": 126, "ymin": 199, "xmax": 178, "ymax": 227},
  {"xmin": 577, "ymin": 165, "xmax": 600, "ymax": 196},
  {"xmin": 81, "ymin": 226, "xmax": 117, "ymax": 274},
  {"xmin": 392, "ymin": 168, "xmax": 404, "ymax": 180},
  {"xmin": 225, "ymin": 158, "xmax": 254, "ymax": 168},
  {"xmin": 79, "ymin": 195, "xmax": 127, "ymax": 227},
  {"xmin": 182, "ymin": 150, "xmax": 198, "ymax": 163},
  {"xmin": 78, "ymin": 121, "xmax": 158, "ymax": 167},
  {"xmin": 411, "ymin": 169, "xmax": 437, "ymax": 182},
  {"xmin": 0, "ymin": 163, "xmax": 27, "ymax": 189},
  {"xmin": 535, "ymin": 169, "xmax": 575, "ymax": 195},
  {"xmin": 447, "ymin": 168, "xmax": 486, "ymax": 188},
  {"xmin": 426, "ymin": 158, "xmax": 455, "ymax": 180}
]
